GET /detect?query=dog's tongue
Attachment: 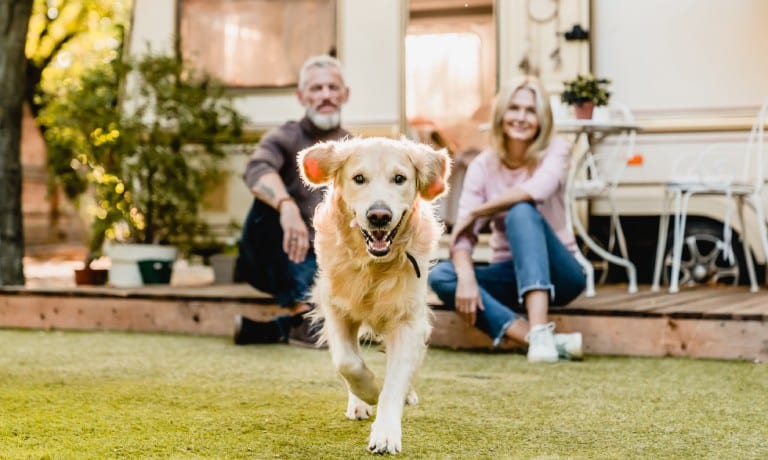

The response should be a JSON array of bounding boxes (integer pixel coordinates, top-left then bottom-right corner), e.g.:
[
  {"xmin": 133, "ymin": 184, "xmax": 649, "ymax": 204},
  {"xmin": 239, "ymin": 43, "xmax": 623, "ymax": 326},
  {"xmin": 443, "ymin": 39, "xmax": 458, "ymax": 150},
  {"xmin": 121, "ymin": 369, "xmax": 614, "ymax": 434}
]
[
  {"xmin": 369, "ymin": 230, "xmax": 389, "ymax": 251},
  {"xmin": 370, "ymin": 240, "xmax": 388, "ymax": 251}
]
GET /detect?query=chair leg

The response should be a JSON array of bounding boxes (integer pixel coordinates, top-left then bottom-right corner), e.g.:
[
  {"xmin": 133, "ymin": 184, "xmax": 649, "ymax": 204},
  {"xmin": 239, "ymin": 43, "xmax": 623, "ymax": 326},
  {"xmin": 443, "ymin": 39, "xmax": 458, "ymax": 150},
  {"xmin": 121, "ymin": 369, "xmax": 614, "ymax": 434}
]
[
  {"xmin": 571, "ymin": 200, "xmax": 637, "ymax": 294},
  {"xmin": 651, "ymin": 189, "xmax": 673, "ymax": 292},
  {"xmin": 750, "ymin": 194, "xmax": 768, "ymax": 284},
  {"xmin": 611, "ymin": 214, "xmax": 638, "ymax": 294},
  {"xmin": 736, "ymin": 196, "xmax": 759, "ymax": 292},
  {"xmin": 564, "ymin": 180, "xmax": 595, "ymax": 297},
  {"xmin": 574, "ymin": 250, "xmax": 595, "ymax": 297},
  {"xmin": 669, "ymin": 190, "xmax": 691, "ymax": 294},
  {"xmin": 600, "ymin": 195, "xmax": 624, "ymax": 285},
  {"xmin": 608, "ymin": 195, "xmax": 633, "ymax": 282}
]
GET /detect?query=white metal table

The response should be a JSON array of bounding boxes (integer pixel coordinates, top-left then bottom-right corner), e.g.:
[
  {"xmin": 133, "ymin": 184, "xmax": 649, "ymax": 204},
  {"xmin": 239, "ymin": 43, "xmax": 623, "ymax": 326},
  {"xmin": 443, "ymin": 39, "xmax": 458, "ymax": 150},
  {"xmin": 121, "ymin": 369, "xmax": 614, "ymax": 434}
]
[{"xmin": 556, "ymin": 119, "xmax": 640, "ymax": 296}]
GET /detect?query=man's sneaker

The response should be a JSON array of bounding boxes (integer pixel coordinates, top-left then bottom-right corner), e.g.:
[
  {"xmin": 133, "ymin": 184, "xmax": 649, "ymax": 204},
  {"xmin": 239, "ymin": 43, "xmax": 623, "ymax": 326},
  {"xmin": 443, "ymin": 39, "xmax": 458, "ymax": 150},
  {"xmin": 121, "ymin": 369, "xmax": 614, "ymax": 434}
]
[
  {"xmin": 554, "ymin": 332, "xmax": 583, "ymax": 360},
  {"xmin": 288, "ymin": 316, "xmax": 327, "ymax": 349},
  {"xmin": 233, "ymin": 314, "xmax": 285, "ymax": 345},
  {"xmin": 525, "ymin": 322, "xmax": 559, "ymax": 363}
]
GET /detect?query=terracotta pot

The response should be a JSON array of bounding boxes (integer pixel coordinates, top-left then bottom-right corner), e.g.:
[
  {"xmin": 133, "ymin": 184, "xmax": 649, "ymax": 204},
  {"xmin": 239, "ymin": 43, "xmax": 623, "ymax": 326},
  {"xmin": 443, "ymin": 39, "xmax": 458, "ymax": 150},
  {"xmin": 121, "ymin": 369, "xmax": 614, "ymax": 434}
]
[
  {"xmin": 574, "ymin": 101, "xmax": 595, "ymax": 120},
  {"xmin": 74, "ymin": 267, "xmax": 108, "ymax": 286}
]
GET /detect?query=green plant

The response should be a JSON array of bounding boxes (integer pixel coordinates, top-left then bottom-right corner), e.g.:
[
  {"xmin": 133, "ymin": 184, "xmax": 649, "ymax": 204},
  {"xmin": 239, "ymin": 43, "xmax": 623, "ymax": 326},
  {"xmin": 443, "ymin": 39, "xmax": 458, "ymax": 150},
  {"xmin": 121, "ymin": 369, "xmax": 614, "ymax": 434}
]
[
  {"xmin": 38, "ymin": 61, "xmax": 132, "ymax": 264},
  {"xmin": 38, "ymin": 48, "xmax": 245, "ymax": 263},
  {"xmin": 560, "ymin": 73, "xmax": 611, "ymax": 107}
]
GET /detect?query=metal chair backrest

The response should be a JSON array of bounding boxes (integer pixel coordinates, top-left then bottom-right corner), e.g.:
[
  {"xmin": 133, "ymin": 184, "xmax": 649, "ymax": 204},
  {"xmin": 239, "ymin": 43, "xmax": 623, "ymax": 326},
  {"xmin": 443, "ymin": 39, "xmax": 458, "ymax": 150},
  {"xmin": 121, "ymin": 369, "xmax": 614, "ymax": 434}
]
[
  {"xmin": 742, "ymin": 98, "xmax": 768, "ymax": 191},
  {"xmin": 580, "ymin": 103, "xmax": 636, "ymax": 191}
]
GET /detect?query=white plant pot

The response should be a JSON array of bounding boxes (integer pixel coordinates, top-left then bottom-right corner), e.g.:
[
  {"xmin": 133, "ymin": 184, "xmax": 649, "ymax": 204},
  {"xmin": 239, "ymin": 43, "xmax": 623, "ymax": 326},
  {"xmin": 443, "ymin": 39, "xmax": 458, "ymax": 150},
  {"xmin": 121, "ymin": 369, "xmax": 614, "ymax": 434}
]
[{"xmin": 105, "ymin": 243, "xmax": 178, "ymax": 288}]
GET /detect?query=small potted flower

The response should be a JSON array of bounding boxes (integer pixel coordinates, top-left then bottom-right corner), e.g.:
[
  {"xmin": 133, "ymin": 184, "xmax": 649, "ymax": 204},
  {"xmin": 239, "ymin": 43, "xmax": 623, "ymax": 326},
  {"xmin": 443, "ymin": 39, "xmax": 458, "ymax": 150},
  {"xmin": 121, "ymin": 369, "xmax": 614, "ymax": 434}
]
[{"xmin": 560, "ymin": 73, "xmax": 611, "ymax": 119}]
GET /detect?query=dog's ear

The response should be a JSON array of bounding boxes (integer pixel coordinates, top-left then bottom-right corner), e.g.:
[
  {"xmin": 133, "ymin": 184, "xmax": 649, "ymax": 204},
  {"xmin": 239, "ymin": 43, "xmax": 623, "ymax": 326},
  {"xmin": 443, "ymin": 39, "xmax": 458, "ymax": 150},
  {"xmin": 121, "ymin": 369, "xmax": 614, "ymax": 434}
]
[
  {"xmin": 409, "ymin": 142, "xmax": 451, "ymax": 202},
  {"xmin": 298, "ymin": 141, "xmax": 338, "ymax": 186}
]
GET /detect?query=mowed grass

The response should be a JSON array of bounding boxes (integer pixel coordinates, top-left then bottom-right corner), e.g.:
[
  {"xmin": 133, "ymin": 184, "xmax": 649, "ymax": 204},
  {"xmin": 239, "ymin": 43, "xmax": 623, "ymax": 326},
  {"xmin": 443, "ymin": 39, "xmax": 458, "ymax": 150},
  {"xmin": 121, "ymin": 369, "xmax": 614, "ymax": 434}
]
[{"xmin": 0, "ymin": 329, "xmax": 766, "ymax": 459}]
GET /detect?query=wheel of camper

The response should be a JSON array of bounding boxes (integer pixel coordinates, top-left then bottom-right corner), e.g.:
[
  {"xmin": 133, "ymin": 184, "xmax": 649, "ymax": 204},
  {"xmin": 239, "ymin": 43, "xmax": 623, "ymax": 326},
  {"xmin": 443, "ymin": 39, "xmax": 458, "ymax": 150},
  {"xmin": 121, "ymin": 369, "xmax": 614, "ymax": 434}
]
[{"xmin": 660, "ymin": 221, "xmax": 752, "ymax": 288}]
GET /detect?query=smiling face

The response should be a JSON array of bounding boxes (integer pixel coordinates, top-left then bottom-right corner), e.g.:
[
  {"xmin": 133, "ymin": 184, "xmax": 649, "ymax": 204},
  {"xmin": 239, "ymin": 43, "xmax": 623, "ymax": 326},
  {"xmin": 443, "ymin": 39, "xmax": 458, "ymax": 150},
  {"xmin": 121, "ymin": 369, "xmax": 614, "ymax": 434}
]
[
  {"xmin": 501, "ymin": 87, "xmax": 540, "ymax": 145},
  {"xmin": 296, "ymin": 65, "xmax": 349, "ymax": 130}
]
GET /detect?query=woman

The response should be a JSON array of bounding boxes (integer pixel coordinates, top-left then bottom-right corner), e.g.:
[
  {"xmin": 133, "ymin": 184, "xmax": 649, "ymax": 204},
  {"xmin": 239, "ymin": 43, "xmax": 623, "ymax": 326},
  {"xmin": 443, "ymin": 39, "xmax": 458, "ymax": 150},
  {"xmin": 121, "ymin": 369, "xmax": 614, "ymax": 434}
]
[{"xmin": 429, "ymin": 76, "xmax": 586, "ymax": 363}]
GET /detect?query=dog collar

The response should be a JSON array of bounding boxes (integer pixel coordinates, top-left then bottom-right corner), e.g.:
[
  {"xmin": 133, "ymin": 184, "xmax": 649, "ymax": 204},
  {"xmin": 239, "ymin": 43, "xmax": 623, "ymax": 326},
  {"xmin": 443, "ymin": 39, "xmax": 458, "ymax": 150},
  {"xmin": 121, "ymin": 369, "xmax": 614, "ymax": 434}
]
[{"xmin": 406, "ymin": 252, "xmax": 420, "ymax": 278}]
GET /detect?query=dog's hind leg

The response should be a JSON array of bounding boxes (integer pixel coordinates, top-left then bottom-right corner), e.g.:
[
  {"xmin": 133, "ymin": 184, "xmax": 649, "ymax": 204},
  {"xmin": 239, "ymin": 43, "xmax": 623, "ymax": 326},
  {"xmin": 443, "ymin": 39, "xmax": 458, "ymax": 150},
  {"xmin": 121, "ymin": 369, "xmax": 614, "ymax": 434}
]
[
  {"xmin": 346, "ymin": 392, "xmax": 373, "ymax": 420},
  {"xmin": 405, "ymin": 388, "xmax": 419, "ymax": 405},
  {"xmin": 368, "ymin": 321, "xmax": 428, "ymax": 455},
  {"xmin": 323, "ymin": 309, "xmax": 380, "ymax": 417}
]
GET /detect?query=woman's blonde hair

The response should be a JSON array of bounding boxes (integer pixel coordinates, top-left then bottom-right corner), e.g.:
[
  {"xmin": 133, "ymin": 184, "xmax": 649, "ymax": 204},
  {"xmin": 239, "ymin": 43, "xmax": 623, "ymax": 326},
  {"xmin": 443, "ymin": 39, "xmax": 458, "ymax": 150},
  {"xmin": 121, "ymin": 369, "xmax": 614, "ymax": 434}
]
[{"xmin": 489, "ymin": 75, "xmax": 553, "ymax": 166}]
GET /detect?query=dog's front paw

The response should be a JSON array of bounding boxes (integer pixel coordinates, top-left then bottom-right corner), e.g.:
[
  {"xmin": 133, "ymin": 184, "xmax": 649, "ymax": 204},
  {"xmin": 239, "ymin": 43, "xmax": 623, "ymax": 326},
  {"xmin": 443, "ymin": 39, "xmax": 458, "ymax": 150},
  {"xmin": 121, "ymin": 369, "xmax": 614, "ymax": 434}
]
[
  {"xmin": 405, "ymin": 389, "xmax": 418, "ymax": 406},
  {"xmin": 346, "ymin": 392, "xmax": 373, "ymax": 420},
  {"xmin": 368, "ymin": 420, "xmax": 402, "ymax": 455}
]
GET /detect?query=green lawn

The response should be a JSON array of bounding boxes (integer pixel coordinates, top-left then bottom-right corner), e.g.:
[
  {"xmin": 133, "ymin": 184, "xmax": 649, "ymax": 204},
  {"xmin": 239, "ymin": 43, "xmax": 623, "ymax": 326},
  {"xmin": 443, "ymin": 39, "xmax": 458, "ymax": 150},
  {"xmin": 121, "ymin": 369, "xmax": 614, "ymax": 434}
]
[{"xmin": 0, "ymin": 329, "xmax": 766, "ymax": 459}]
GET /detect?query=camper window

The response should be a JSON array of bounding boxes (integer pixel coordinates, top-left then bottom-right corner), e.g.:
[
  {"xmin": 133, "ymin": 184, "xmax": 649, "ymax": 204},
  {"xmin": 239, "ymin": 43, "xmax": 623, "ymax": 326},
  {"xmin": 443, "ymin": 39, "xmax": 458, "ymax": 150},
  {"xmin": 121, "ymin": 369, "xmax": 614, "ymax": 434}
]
[{"xmin": 178, "ymin": 0, "xmax": 337, "ymax": 88}]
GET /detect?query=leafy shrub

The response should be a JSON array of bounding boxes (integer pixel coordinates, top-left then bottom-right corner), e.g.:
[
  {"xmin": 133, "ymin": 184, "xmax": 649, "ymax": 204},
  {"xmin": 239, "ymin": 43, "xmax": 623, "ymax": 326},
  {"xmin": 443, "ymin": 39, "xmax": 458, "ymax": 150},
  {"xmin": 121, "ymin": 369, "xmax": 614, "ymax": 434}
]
[{"xmin": 38, "ymin": 50, "xmax": 245, "ymax": 262}]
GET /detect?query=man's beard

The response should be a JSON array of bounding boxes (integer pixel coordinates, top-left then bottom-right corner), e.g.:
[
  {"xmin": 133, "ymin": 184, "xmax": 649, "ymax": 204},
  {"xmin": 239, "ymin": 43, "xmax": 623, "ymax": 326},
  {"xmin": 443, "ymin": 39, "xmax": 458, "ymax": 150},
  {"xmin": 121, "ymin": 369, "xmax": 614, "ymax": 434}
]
[{"xmin": 308, "ymin": 109, "xmax": 341, "ymax": 130}]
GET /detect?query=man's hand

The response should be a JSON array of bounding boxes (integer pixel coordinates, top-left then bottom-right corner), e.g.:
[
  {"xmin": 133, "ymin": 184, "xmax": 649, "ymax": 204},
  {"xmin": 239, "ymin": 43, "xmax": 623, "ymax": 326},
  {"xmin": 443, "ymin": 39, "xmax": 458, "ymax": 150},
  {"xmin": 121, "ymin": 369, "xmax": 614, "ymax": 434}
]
[{"xmin": 279, "ymin": 199, "xmax": 309, "ymax": 263}]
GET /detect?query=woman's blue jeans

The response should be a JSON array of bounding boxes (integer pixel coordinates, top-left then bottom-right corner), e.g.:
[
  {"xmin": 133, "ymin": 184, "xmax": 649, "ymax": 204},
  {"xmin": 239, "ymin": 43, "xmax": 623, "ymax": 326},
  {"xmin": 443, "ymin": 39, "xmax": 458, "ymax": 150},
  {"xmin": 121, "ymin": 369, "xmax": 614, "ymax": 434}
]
[{"xmin": 429, "ymin": 202, "xmax": 586, "ymax": 346}]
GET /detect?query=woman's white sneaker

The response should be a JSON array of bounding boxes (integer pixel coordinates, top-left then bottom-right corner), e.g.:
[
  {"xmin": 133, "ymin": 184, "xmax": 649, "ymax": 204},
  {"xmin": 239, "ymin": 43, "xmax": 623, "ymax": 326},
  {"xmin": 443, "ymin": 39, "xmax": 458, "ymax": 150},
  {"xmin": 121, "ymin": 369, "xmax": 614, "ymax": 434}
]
[
  {"xmin": 526, "ymin": 322, "xmax": 559, "ymax": 363},
  {"xmin": 554, "ymin": 332, "xmax": 583, "ymax": 360}
]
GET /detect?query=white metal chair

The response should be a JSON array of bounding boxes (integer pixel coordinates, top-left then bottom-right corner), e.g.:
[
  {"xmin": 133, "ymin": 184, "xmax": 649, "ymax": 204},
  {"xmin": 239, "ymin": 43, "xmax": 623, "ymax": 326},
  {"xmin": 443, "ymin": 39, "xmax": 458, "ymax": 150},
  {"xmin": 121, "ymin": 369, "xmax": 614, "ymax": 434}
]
[
  {"xmin": 564, "ymin": 103, "xmax": 639, "ymax": 297},
  {"xmin": 651, "ymin": 99, "xmax": 768, "ymax": 293}
]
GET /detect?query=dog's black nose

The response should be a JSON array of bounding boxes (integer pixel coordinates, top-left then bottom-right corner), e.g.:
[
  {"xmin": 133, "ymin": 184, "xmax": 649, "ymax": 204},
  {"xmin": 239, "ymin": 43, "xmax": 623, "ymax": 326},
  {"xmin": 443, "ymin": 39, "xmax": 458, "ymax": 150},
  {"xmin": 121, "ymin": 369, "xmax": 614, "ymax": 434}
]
[{"xmin": 366, "ymin": 205, "xmax": 392, "ymax": 228}]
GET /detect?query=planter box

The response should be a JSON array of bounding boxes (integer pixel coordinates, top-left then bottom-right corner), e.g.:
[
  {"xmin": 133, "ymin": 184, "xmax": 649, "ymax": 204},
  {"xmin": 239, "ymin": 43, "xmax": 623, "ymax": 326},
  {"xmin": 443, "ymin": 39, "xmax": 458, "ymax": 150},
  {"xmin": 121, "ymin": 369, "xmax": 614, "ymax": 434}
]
[{"xmin": 105, "ymin": 243, "xmax": 178, "ymax": 288}]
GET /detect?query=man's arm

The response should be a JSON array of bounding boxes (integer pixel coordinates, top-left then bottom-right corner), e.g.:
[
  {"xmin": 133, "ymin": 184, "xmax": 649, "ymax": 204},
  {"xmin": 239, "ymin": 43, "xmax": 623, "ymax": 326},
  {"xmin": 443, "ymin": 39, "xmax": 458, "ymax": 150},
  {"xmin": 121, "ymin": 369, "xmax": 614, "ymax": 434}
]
[
  {"xmin": 250, "ymin": 171, "xmax": 292, "ymax": 211},
  {"xmin": 250, "ymin": 171, "xmax": 309, "ymax": 263}
]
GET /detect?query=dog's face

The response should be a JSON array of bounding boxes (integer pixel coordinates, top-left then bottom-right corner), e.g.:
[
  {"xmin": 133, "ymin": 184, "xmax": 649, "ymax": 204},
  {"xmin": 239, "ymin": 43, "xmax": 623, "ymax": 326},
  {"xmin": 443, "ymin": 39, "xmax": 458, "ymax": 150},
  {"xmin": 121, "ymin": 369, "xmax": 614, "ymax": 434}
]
[{"xmin": 299, "ymin": 137, "xmax": 450, "ymax": 258}]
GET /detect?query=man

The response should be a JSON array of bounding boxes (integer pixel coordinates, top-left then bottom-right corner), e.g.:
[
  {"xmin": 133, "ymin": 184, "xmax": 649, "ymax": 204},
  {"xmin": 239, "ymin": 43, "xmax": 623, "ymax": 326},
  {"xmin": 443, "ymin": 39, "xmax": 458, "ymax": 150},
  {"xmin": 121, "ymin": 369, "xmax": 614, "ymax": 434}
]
[{"xmin": 233, "ymin": 55, "xmax": 350, "ymax": 346}]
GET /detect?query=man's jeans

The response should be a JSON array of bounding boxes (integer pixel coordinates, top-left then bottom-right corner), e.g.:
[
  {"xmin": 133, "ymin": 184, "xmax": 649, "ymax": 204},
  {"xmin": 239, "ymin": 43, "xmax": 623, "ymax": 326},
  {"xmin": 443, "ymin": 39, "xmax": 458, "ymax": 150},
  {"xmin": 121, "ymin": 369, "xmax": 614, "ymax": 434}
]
[
  {"xmin": 429, "ymin": 202, "xmax": 586, "ymax": 346},
  {"xmin": 235, "ymin": 199, "xmax": 316, "ymax": 308}
]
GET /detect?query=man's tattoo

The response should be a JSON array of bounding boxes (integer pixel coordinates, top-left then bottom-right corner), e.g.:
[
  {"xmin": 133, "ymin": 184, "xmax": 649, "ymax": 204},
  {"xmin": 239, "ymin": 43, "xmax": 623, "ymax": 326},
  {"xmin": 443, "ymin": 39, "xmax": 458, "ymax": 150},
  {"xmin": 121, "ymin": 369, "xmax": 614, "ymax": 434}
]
[{"xmin": 256, "ymin": 184, "xmax": 276, "ymax": 200}]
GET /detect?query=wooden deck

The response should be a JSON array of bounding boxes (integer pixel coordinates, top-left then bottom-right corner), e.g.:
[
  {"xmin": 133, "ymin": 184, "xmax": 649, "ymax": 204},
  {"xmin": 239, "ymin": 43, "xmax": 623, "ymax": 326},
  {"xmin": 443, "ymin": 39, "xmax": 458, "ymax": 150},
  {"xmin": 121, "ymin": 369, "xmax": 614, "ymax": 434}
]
[{"xmin": 0, "ymin": 283, "xmax": 766, "ymax": 362}]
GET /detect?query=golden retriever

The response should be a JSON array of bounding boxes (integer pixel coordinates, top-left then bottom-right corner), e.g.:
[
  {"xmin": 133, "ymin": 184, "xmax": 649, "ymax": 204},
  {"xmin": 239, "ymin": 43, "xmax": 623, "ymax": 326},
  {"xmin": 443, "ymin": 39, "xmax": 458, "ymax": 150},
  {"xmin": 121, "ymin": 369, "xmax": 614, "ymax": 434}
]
[{"xmin": 298, "ymin": 136, "xmax": 451, "ymax": 454}]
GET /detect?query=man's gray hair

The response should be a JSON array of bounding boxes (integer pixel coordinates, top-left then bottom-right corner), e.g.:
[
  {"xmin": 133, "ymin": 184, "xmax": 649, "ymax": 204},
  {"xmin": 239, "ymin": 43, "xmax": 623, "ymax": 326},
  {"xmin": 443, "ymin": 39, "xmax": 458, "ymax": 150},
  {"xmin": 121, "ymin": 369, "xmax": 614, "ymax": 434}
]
[{"xmin": 298, "ymin": 55, "xmax": 345, "ymax": 89}]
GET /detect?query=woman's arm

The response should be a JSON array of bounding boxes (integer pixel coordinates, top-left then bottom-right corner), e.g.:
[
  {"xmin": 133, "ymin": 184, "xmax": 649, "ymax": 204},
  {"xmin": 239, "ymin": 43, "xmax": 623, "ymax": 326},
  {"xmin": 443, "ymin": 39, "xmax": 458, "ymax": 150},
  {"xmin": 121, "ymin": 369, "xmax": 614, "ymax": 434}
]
[
  {"xmin": 518, "ymin": 137, "xmax": 571, "ymax": 201},
  {"xmin": 465, "ymin": 185, "xmax": 533, "ymax": 218},
  {"xmin": 451, "ymin": 247, "xmax": 484, "ymax": 325},
  {"xmin": 450, "ymin": 155, "xmax": 487, "ymax": 251}
]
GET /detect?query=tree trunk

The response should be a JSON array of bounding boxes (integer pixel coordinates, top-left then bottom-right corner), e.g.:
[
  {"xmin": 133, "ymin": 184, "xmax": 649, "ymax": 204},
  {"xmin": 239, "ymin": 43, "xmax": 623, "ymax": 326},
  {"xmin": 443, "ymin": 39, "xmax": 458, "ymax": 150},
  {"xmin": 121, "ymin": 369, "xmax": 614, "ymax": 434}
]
[{"xmin": 0, "ymin": 0, "xmax": 33, "ymax": 286}]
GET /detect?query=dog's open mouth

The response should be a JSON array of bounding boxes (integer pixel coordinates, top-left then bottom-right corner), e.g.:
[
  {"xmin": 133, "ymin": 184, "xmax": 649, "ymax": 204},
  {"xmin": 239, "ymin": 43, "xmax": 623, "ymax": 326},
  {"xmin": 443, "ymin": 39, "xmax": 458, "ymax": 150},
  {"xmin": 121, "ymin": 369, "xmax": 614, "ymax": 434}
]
[{"xmin": 360, "ymin": 212, "xmax": 406, "ymax": 257}]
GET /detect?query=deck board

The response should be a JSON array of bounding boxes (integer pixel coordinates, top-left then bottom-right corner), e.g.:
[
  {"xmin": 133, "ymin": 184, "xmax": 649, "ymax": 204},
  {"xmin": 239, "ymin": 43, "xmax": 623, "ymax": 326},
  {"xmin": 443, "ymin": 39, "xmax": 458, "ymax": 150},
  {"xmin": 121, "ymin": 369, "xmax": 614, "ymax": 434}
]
[{"xmin": 1, "ymin": 283, "xmax": 766, "ymax": 361}]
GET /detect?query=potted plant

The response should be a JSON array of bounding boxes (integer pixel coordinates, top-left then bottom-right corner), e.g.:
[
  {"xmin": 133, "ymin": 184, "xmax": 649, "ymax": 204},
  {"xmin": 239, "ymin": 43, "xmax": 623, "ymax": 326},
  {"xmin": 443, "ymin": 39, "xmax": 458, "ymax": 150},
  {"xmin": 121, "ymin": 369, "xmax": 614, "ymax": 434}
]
[
  {"xmin": 560, "ymin": 73, "xmax": 611, "ymax": 119},
  {"xmin": 39, "ymin": 48, "xmax": 245, "ymax": 287}
]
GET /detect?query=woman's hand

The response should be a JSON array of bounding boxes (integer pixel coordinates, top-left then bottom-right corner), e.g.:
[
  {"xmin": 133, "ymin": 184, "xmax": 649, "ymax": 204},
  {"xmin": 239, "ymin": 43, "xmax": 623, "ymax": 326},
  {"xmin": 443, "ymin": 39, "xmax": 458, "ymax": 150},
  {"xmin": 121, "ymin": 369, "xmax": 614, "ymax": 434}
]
[
  {"xmin": 455, "ymin": 273, "xmax": 484, "ymax": 326},
  {"xmin": 450, "ymin": 213, "xmax": 478, "ymax": 247},
  {"xmin": 279, "ymin": 200, "xmax": 309, "ymax": 263}
]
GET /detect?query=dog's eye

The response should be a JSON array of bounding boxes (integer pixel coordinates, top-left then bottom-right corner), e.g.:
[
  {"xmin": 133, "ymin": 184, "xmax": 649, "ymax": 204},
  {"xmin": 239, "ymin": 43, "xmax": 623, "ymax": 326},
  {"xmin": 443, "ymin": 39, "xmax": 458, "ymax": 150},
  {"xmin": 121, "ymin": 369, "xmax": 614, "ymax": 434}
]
[
  {"xmin": 353, "ymin": 174, "xmax": 365, "ymax": 184},
  {"xmin": 393, "ymin": 174, "xmax": 406, "ymax": 185}
]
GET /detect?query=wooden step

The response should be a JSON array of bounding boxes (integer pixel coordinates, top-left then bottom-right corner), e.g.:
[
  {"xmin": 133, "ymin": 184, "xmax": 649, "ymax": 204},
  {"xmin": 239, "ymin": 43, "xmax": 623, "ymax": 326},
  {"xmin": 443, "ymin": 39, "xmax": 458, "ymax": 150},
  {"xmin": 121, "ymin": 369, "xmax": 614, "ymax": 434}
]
[{"xmin": 0, "ymin": 284, "xmax": 766, "ymax": 361}]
